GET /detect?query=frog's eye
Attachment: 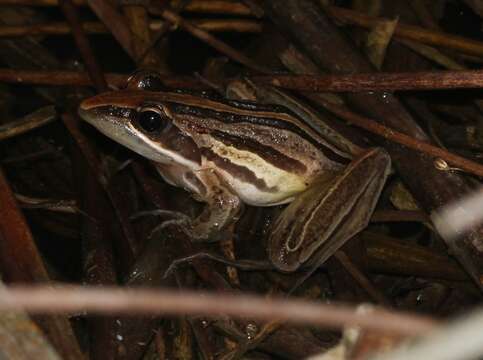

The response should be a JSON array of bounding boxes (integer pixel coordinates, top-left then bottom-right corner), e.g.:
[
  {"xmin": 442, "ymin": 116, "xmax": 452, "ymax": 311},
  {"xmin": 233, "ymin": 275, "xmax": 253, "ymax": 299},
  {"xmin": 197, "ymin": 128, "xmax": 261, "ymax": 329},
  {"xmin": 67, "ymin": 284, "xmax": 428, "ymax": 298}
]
[
  {"xmin": 126, "ymin": 69, "xmax": 164, "ymax": 91},
  {"xmin": 137, "ymin": 107, "xmax": 168, "ymax": 132}
]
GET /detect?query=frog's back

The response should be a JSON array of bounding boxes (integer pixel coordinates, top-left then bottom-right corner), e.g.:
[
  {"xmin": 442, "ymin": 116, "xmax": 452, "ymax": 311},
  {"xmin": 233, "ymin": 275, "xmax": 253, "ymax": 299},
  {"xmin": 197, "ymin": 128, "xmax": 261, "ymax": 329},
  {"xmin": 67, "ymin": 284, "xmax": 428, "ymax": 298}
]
[{"xmin": 167, "ymin": 95, "xmax": 346, "ymax": 206}]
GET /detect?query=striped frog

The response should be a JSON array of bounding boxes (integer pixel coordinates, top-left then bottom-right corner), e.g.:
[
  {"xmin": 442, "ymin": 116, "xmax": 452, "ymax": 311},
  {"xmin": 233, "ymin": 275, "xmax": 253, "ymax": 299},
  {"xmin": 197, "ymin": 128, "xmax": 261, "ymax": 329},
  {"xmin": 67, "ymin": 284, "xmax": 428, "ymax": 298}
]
[{"xmin": 78, "ymin": 72, "xmax": 390, "ymax": 272}]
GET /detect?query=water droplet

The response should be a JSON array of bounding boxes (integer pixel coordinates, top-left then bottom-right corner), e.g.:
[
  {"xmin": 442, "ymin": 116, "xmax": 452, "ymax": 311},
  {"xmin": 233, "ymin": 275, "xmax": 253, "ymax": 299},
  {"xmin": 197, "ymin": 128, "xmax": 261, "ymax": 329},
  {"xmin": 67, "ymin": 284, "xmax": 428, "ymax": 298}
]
[
  {"xmin": 416, "ymin": 293, "xmax": 423, "ymax": 303},
  {"xmin": 245, "ymin": 323, "xmax": 258, "ymax": 340},
  {"xmin": 381, "ymin": 92, "xmax": 390, "ymax": 103},
  {"xmin": 434, "ymin": 158, "xmax": 449, "ymax": 171}
]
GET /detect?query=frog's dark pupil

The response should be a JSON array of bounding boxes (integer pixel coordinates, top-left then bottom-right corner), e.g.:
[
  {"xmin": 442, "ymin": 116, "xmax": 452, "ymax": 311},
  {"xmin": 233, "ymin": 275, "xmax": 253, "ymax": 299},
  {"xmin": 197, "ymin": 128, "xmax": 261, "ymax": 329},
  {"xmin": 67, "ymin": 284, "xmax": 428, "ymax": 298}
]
[{"xmin": 139, "ymin": 110, "xmax": 163, "ymax": 132}]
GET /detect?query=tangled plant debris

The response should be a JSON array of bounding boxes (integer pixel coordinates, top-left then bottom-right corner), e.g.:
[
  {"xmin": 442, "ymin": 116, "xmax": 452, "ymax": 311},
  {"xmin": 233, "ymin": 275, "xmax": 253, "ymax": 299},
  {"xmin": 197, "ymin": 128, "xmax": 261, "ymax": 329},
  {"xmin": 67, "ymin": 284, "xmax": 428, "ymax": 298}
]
[{"xmin": 1, "ymin": 1, "xmax": 483, "ymax": 359}]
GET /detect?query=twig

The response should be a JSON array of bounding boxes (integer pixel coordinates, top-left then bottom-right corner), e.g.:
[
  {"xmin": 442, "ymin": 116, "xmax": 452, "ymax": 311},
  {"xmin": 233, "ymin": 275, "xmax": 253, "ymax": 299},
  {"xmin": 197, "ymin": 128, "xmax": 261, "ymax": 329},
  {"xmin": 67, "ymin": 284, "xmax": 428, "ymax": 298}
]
[
  {"xmin": 0, "ymin": 69, "xmax": 200, "ymax": 88},
  {"xmin": 253, "ymin": 70, "xmax": 483, "ymax": 92},
  {"xmin": 0, "ymin": 0, "xmax": 252, "ymax": 15},
  {"xmin": 1, "ymin": 149, "xmax": 61, "ymax": 164},
  {"xmin": 318, "ymin": 99, "xmax": 483, "ymax": 179},
  {"xmin": 190, "ymin": 19, "xmax": 262, "ymax": 33},
  {"xmin": 431, "ymin": 187, "xmax": 483, "ymax": 242},
  {"xmin": 86, "ymin": 0, "xmax": 135, "ymax": 59},
  {"xmin": 59, "ymin": 0, "xmax": 107, "ymax": 92},
  {"xmin": 6, "ymin": 68, "xmax": 483, "ymax": 93},
  {"xmin": 371, "ymin": 306, "xmax": 483, "ymax": 360},
  {"xmin": 181, "ymin": 0, "xmax": 251, "ymax": 15},
  {"xmin": 0, "ymin": 284, "xmax": 439, "ymax": 336},
  {"xmin": 0, "ymin": 19, "xmax": 261, "ymax": 38},
  {"xmin": 15, "ymin": 194, "xmax": 78, "ymax": 214},
  {"xmin": 334, "ymin": 251, "xmax": 391, "ymax": 306},
  {"xmin": 62, "ymin": 112, "xmax": 138, "ymax": 265},
  {"xmin": 161, "ymin": 9, "xmax": 270, "ymax": 73},
  {"xmin": 371, "ymin": 210, "xmax": 429, "ymax": 223},
  {"xmin": 137, "ymin": 0, "xmax": 192, "ymax": 65},
  {"xmin": 363, "ymin": 232, "xmax": 468, "ymax": 281},
  {"xmin": 0, "ymin": 106, "xmax": 56, "ymax": 141},
  {"xmin": 0, "ymin": 170, "xmax": 84, "ymax": 360},
  {"xmin": 326, "ymin": 5, "xmax": 483, "ymax": 58}
]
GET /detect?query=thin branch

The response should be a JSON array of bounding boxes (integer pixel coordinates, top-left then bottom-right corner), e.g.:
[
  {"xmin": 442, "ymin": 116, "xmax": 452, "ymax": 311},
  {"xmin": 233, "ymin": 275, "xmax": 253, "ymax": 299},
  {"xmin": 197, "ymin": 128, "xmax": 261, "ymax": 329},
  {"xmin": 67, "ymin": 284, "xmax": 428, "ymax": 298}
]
[
  {"xmin": 371, "ymin": 306, "xmax": 483, "ymax": 360},
  {"xmin": 15, "ymin": 194, "xmax": 78, "ymax": 214},
  {"xmin": 59, "ymin": 0, "xmax": 107, "ymax": 92},
  {"xmin": 182, "ymin": 0, "xmax": 251, "ymax": 15},
  {"xmin": 0, "ymin": 20, "xmax": 261, "ymax": 37},
  {"xmin": 326, "ymin": 5, "xmax": 483, "ymax": 58},
  {"xmin": 0, "ymin": 0, "xmax": 253, "ymax": 16},
  {"xmin": 253, "ymin": 70, "xmax": 483, "ymax": 92},
  {"xmin": 0, "ymin": 285, "xmax": 439, "ymax": 336},
  {"xmin": 0, "ymin": 69, "xmax": 199, "ymax": 88},
  {"xmin": 0, "ymin": 106, "xmax": 56, "ymax": 141},
  {"xmin": 334, "ymin": 251, "xmax": 391, "ymax": 306},
  {"xmin": 371, "ymin": 210, "xmax": 429, "ymax": 223},
  {"xmin": 86, "ymin": 0, "xmax": 135, "ymax": 59},
  {"xmin": 5, "ymin": 69, "xmax": 483, "ymax": 93},
  {"xmin": 161, "ymin": 9, "xmax": 270, "ymax": 73},
  {"xmin": 318, "ymin": 99, "xmax": 483, "ymax": 179},
  {"xmin": 0, "ymin": 170, "xmax": 84, "ymax": 360}
]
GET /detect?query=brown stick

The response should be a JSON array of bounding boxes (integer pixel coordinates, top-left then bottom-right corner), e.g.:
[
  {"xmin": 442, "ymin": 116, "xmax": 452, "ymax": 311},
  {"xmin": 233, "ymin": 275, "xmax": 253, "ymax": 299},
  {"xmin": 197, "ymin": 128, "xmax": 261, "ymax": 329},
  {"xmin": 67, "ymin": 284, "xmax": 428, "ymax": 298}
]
[
  {"xmin": 319, "ymin": 98, "xmax": 483, "ymax": 178},
  {"xmin": 6, "ymin": 68, "xmax": 483, "ymax": 93},
  {"xmin": 0, "ymin": 284, "xmax": 439, "ymax": 335},
  {"xmin": 254, "ymin": 70, "xmax": 483, "ymax": 92},
  {"xmin": 0, "ymin": 69, "xmax": 201, "ymax": 88},
  {"xmin": 0, "ymin": 106, "xmax": 56, "ymax": 141},
  {"xmin": 371, "ymin": 210, "xmax": 429, "ymax": 223},
  {"xmin": 59, "ymin": 0, "xmax": 107, "ymax": 92},
  {"xmin": 326, "ymin": 5, "xmax": 483, "ymax": 58},
  {"xmin": 161, "ymin": 9, "xmax": 269, "ymax": 73},
  {"xmin": 334, "ymin": 251, "xmax": 391, "ymax": 306},
  {"xmin": 0, "ymin": 170, "xmax": 84, "ymax": 360},
  {"xmin": 362, "ymin": 232, "xmax": 468, "ymax": 281},
  {"xmin": 0, "ymin": 0, "xmax": 253, "ymax": 15},
  {"xmin": 0, "ymin": 19, "xmax": 261, "ymax": 37},
  {"xmin": 86, "ymin": 0, "xmax": 135, "ymax": 59},
  {"xmin": 186, "ymin": 18, "xmax": 262, "ymax": 33},
  {"xmin": 182, "ymin": 0, "xmax": 251, "ymax": 15}
]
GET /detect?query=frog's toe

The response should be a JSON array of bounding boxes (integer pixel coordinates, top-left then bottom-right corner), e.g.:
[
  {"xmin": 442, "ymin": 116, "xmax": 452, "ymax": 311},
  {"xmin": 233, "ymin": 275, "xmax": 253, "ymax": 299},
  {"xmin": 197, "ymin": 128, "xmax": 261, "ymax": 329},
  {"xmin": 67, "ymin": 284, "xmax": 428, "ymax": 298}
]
[{"xmin": 130, "ymin": 209, "xmax": 190, "ymax": 222}]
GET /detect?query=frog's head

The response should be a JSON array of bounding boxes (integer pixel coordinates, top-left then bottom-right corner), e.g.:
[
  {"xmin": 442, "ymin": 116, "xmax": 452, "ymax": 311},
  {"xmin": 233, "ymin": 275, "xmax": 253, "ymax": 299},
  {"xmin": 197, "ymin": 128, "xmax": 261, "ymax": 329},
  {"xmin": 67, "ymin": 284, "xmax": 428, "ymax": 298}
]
[{"xmin": 78, "ymin": 89, "xmax": 201, "ymax": 167}]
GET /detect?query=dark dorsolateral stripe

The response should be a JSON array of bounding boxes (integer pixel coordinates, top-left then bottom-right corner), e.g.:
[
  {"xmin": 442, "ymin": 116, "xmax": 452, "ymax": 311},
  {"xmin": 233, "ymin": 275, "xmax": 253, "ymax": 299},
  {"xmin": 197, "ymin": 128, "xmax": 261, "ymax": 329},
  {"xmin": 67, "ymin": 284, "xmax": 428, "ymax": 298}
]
[
  {"xmin": 210, "ymin": 130, "xmax": 307, "ymax": 174},
  {"xmin": 201, "ymin": 147, "xmax": 277, "ymax": 192},
  {"xmin": 167, "ymin": 102, "xmax": 348, "ymax": 164}
]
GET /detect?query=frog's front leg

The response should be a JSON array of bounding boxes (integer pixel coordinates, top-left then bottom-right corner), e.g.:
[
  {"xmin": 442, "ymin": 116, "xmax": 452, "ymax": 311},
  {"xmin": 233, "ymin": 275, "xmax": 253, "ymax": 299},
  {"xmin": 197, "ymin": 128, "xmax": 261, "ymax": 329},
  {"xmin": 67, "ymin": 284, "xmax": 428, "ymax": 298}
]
[
  {"xmin": 269, "ymin": 148, "xmax": 391, "ymax": 272},
  {"xmin": 190, "ymin": 168, "xmax": 244, "ymax": 241},
  {"xmin": 155, "ymin": 163, "xmax": 243, "ymax": 241}
]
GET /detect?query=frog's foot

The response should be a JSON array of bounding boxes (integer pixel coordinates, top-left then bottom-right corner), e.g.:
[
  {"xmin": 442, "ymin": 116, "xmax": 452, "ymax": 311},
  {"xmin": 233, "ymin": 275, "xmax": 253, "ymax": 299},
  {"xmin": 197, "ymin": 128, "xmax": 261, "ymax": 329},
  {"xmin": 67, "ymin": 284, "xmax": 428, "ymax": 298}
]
[
  {"xmin": 130, "ymin": 209, "xmax": 192, "ymax": 239},
  {"xmin": 163, "ymin": 252, "xmax": 274, "ymax": 279},
  {"xmin": 130, "ymin": 209, "xmax": 231, "ymax": 242},
  {"xmin": 130, "ymin": 209, "xmax": 190, "ymax": 222}
]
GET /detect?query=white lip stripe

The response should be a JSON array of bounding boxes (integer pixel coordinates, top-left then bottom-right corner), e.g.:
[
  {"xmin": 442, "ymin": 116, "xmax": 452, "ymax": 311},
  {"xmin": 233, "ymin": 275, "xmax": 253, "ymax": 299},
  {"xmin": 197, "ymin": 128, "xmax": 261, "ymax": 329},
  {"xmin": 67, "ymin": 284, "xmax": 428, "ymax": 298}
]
[{"xmin": 127, "ymin": 123, "xmax": 201, "ymax": 170}]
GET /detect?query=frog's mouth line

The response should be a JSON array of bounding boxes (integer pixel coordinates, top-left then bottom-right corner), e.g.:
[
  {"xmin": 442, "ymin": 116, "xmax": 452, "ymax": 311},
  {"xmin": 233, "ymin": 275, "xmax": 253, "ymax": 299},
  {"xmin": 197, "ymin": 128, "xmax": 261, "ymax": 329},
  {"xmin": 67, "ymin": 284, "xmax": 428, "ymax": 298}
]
[{"xmin": 78, "ymin": 105, "xmax": 199, "ymax": 169}]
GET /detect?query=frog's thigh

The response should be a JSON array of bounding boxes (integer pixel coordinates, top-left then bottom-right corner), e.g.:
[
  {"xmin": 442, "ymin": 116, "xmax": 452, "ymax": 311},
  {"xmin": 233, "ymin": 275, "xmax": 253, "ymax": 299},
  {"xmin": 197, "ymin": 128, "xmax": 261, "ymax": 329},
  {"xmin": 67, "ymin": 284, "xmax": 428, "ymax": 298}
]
[{"xmin": 269, "ymin": 148, "xmax": 391, "ymax": 272}]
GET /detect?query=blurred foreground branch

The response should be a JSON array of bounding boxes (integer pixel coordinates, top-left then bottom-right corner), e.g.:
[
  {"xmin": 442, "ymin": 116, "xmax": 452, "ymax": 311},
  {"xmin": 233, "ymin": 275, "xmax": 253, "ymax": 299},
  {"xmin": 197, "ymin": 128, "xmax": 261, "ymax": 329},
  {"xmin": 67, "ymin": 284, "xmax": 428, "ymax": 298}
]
[{"xmin": 0, "ymin": 285, "xmax": 438, "ymax": 336}]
